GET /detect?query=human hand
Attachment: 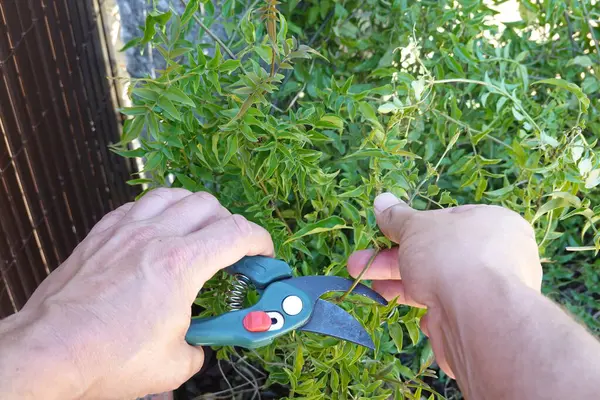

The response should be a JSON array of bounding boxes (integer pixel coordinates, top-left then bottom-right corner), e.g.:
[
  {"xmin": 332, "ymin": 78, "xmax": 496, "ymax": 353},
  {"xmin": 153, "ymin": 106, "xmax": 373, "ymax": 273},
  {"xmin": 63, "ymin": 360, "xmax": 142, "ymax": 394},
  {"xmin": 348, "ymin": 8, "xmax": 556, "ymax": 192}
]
[
  {"xmin": 2, "ymin": 189, "xmax": 273, "ymax": 399},
  {"xmin": 347, "ymin": 193, "xmax": 542, "ymax": 375},
  {"xmin": 348, "ymin": 192, "xmax": 542, "ymax": 307}
]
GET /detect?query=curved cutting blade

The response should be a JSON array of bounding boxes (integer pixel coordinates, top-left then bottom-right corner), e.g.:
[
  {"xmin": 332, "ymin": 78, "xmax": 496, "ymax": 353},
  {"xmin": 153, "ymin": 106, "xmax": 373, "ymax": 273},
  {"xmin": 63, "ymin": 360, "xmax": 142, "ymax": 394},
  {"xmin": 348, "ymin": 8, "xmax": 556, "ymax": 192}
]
[
  {"xmin": 286, "ymin": 276, "xmax": 387, "ymax": 305},
  {"xmin": 299, "ymin": 299, "xmax": 375, "ymax": 349}
]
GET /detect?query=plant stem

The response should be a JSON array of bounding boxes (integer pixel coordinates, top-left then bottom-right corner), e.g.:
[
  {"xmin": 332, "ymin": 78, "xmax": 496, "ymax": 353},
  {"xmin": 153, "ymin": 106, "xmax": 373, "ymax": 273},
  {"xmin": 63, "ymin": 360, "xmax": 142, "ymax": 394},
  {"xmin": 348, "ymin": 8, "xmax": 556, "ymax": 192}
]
[
  {"xmin": 431, "ymin": 109, "xmax": 511, "ymax": 149},
  {"xmin": 285, "ymin": 83, "xmax": 306, "ymax": 111},
  {"xmin": 409, "ymin": 128, "xmax": 460, "ymax": 205},
  {"xmin": 337, "ymin": 250, "xmax": 379, "ymax": 303},
  {"xmin": 431, "ymin": 78, "xmax": 543, "ymax": 135},
  {"xmin": 270, "ymin": 47, "xmax": 276, "ymax": 77},
  {"xmin": 580, "ymin": 0, "xmax": 600, "ymax": 64},
  {"xmin": 227, "ymin": 0, "xmax": 261, "ymax": 47},
  {"xmin": 179, "ymin": 0, "xmax": 237, "ymax": 60},
  {"xmin": 564, "ymin": 3, "xmax": 580, "ymax": 56},
  {"xmin": 258, "ymin": 181, "xmax": 293, "ymax": 235}
]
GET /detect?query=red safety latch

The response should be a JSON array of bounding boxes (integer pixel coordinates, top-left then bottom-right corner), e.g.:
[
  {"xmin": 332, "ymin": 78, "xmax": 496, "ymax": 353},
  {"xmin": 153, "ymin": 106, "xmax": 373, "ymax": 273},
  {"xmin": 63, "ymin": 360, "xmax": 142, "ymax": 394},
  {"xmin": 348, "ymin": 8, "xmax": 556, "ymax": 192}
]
[{"xmin": 242, "ymin": 311, "xmax": 272, "ymax": 332}]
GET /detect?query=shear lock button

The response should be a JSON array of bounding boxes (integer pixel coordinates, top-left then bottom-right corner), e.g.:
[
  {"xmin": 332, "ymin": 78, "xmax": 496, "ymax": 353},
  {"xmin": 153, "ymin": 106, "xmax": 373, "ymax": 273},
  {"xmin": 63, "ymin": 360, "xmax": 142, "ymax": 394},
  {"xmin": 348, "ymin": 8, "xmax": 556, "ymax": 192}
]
[{"xmin": 242, "ymin": 311, "xmax": 272, "ymax": 332}]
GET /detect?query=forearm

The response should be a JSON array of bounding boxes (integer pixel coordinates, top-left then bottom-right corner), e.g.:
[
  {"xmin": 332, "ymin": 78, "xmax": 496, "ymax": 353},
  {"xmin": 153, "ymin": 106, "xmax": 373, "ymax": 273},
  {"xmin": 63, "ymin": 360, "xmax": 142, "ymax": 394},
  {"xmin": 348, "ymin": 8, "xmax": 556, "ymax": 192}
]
[
  {"xmin": 0, "ymin": 309, "xmax": 83, "ymax": 399},
  {"xmin": 431, "ymin": 268, "xmax": 600, "ymax": 399}
]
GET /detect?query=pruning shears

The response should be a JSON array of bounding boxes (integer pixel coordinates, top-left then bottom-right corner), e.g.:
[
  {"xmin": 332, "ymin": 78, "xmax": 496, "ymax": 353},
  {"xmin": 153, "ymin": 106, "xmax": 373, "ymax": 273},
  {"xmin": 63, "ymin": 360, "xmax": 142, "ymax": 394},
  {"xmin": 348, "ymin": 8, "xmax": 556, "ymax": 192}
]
[{"xmin": 185, "ymin": 256, "xmax": 387, "ymax": 349}]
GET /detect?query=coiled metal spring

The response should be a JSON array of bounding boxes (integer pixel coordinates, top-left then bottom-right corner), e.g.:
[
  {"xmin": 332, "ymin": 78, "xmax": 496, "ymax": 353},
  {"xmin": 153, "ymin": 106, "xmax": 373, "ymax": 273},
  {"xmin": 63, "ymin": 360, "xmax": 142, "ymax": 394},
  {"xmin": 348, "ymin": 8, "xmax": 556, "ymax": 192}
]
[{"xmin": 226, "ymin": 274, "xmax": 252, "ymax": 310}]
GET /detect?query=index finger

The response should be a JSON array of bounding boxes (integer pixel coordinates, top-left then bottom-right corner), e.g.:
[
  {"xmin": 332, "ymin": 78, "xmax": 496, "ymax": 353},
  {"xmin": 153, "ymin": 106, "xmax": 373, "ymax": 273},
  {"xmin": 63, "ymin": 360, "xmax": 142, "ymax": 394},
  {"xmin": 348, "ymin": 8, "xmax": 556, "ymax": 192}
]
[
  {"xmin": 347, "ymin": 248, "xmax": 401, "ymax": 280},
  {"xmin": 183, "ymin": 214, "xmax": 275, "ymax": 289}
]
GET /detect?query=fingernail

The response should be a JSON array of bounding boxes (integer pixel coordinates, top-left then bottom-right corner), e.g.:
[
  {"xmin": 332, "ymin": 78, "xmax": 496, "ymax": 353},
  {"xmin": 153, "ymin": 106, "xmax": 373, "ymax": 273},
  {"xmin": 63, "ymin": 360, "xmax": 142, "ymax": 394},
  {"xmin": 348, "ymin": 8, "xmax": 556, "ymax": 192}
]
[{"xmin": 374, "ymin": 192, "xmax": 401, "ymax": 214}]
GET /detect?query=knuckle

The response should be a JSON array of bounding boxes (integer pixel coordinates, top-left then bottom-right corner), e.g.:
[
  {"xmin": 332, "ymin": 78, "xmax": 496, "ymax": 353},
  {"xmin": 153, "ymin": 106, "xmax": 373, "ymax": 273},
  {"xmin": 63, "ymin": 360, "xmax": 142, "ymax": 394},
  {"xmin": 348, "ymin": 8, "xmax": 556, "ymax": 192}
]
[
  {"xmin": 120, "ymin": 222, "xmax": 160, "ymax": 242},
  {"xmin": 230, "ymin": 214, "xmax": 252, "ymax": 237},
  {"xmin": 159, "ymin": 242, "xmax": 191, "ymax": 274},
  {"xmin": 147, "ymin": 187, "xmax": 191, "ymax": 202},
  {"xmin": 194, "ymin": 191, "xmax": 221, "ymax": 208},
  {"xmin": 106, "ymin": 208, "xmax": 127, "ymax": 222}
]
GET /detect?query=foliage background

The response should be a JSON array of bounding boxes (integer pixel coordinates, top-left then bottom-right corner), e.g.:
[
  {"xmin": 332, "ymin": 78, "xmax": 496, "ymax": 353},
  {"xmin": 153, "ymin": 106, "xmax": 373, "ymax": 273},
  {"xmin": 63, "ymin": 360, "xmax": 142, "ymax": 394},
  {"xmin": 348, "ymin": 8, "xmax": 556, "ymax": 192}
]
[{"xmin": 115, "ymin": 0, "xmax": 600, "ymax": 398}]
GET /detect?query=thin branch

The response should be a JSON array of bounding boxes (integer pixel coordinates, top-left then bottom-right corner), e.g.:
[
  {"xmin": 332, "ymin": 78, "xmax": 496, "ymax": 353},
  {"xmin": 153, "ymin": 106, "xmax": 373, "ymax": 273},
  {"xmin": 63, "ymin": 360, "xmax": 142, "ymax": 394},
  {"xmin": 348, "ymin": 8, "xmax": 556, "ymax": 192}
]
[
  {"xmin": 217, "ymin": 359, "xmax": 233, "ymax": 392},
  {"xmin": 227, "ymin": 0, "xmax": 261, "ymax": 47},
  {"xmin": 431, "ymin": 109, "xmax": 511, "ymax": 150},
  {"xmin": 270, "ymin": 47, "xmax": 276, "ymax": 77},
  {"xmin": 337, "ymin": 250, "xmax": 379, "ymax": 303},
  {"xmin": 193, "ymin": 381, "xmax": 254, "ymax": 399},
  {"xmin": 233, "ymin": 349, "xmax": 267, "ymax": 377},
  {"xmin": 273, "ymin": 9, "xmax": 335, "ymax": 109},
  {"xmin": 564, "ymin": 3, "xmax": 580, "ymax": 57},
  {"xmin": 179, "ymin": 0, "xmax": 237, "ymax": 59},
  {"xmin": 249, "ymin": 349, "xmax": 290, "ymax": 369},
  {"xmin": 580, "ymin": 0, "xmax": 600, "ymax": 65},
  {"xmin": 258, "ymin": 181, "xmax": 293, "ymax": 235},
  {"xmin": 230, "ymin": 362, "xmax": 262, "ymax": 400},
  {"xmin": 432, "ymin": 78, "xmax": 543, "ymax": 134},
  {"xmin": 409, "ymin": 126, "xmax": 461, "ymax": 205},
  {"xmin": 285, "ymin": 83, "xmax": 306, "ymax": 112}
]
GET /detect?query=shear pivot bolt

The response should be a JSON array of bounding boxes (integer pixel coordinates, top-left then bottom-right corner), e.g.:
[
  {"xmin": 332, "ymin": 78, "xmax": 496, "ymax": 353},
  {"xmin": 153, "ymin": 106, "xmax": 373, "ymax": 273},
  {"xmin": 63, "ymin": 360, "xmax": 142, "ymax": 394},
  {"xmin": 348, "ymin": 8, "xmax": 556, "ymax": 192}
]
[{"xmin": 282, "ymin": 295, "xmax": 303, "ymax": 316}]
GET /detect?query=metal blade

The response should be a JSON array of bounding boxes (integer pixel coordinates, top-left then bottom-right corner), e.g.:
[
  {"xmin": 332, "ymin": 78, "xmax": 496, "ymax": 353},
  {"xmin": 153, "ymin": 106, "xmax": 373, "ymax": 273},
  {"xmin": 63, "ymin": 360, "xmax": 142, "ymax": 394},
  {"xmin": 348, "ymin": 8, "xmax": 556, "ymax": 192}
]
[
  {"xmin": 298, "ymin": 299, "xmax": 375, "ymax": 349},
  {"xmin": 286, "ymin": 276, "xmax": 387, "ymax": 305}
]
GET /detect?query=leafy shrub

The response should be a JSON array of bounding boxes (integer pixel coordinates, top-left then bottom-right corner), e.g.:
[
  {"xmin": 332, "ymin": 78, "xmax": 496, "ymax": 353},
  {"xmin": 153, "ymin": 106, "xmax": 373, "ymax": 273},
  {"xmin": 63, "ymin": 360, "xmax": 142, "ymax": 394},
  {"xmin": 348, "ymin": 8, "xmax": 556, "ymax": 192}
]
[{"xmin": 115, "ymin": 0, "xmax": 600, "ymax": 397}]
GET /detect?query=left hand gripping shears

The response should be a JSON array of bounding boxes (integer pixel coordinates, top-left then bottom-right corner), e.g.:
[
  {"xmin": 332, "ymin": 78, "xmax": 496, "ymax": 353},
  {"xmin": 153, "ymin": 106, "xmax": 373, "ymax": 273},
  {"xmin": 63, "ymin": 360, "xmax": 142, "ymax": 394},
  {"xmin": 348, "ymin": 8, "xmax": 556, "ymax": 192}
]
[{"xmin": 185, "ymin": 256, "xmax": 387, "ymax": 349}]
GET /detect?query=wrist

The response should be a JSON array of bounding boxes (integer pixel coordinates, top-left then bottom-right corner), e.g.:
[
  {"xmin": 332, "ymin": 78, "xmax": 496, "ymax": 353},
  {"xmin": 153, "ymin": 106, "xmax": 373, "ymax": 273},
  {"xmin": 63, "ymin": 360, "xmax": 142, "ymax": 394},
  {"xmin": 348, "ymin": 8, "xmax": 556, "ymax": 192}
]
[
  {"xmin": 428, "ymin": 266, "xmax": 533, "ymax": 394},
  {"xmin": 0, "ymin": 307, "xmax": 86, "ymax": 399}
]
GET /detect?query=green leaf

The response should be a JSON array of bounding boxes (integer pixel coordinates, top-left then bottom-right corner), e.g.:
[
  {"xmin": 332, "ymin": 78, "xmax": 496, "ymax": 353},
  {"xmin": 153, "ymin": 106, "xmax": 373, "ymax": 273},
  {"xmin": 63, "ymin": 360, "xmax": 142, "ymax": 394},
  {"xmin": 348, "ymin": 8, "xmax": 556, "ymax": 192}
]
[
  {"xmin": 330, "ymin": 369, "xmax": 339, "ymax": 392},
  {"xmin": 121, "ymin": 115, "xmax": 144, "ymax": 143},
  {"xmin": 175, "ymin": 173, "xmax": 198, "ymax": 191},
  {"xmin": 419, "ymin": 341, "xmax": 435, "ymax": 370},
  {"xmin": 338, "ymin": 186, "xmax": 365, "ymax": 198},
  {"xmin": 475, "ymin": 177, "xmax": 488, "ymax": 201},
  {"xmin": 568, "ymin": 55, "xmax": 593, "ymax": 68},
  {"xmin": 378, "ymin": 103, "xmax": 399, "ymax": 114},
  {"xmin": 388, "ymin": 323, "xmax": 403, "ymax": 353},
  {"xmin": 126, "ymin": 178, "xmax": 152, "ymax": 186},
  {"xmin": 340, "ymin": 202, "xmax": 360, "ymax": 222},
  {"xmin": 207, "ymin": 70, "xmax": 222, "ymax": 94},
  {"xmin": 285, "ymin": 216, "xmax": 349, "ymax": 244},
  {"xmin": 533, "ymin": 78, "xmax": 590, "ymax": 113},
  {"xmin": 395, "ymin": 359, "xmax": 415, "ymax": 379},
  {"xmin": 343, "ymin": 148, "xmax": 419, "ymax": 160},
  {"xmin": 120, "ymin": 106, "xmax": 147, "ymax": 116},
  {"xmin": 165, "ymin": 87, "xmax": 195, "ymax": 107},
  {"xmin": 207, "ymin": 45, "xmax": 222, "ymax": 69},
  {"xmin": 132, "ymin": 88, "xmax": 159, "ymax": 102},
  {"xmin": 158, "ymin": 97, "xmax": 182, "ymax": 120},
  {"xmin": 142, "ymin": 11, "xmax": 172, "ymax": 45},
  {"xmin": 181, "ymin": 0, "xmax": 199, "ymax": 25},
  {"xmin": 544, "ymin": 192, "xmax": 581, "ymax": 208},
  {"xmin": 358, "ymin": 102, "xmax": 384, "ymax": 131},
  {"xmin": 110, "ymin": 147, "xmax": 146, "ymax": 158},
  {"xmin": 485, "ymin": 184, "xmax": 515, "ymax": 198},
  {"xmin": 427, "ymin": 184, "xmax": 440, "ymax": 196},
  {"xmin": 120, "ymin": 38, "xmax": 140, "ymax": 52},
  {"xmin": 316, "ymin": 115, "xmax": 344, "ymax": 130},
  {"xmin": 405, "ymin": 319, "xmax": 420, "ymax": 346},
  {"xmin": 222, "ymin": 134, "xmax": 238, "ymax": 165},
  {"xmin": 169, "ymin": 47, "xmax": 192, "ymax": 58},
  {"xmin": 532, "ymin": 198, "xmax": 572, "ymax": 223},
  {"xmin": 294, "ymin": 342, "xmax": 304, "ymax": 375},
  {"xmin": 219, "ymin": 59, "xmax": 241, "ymax": 73},
  {"xmin": 146, "ymin": 112, "xmax": 159, "ymax": 139},
  {"xmin": 241, "ymin": 13, "xmax": 255, "ymax": 44}
]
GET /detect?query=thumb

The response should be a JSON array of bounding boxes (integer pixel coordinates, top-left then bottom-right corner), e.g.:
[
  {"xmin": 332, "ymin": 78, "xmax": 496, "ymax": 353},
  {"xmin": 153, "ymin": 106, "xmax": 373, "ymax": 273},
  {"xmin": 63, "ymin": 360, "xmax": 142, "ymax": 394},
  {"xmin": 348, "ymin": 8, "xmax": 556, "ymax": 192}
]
[{"xmin": 374, "ymin": 192, "xmax": 418, "ymax": 243}]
